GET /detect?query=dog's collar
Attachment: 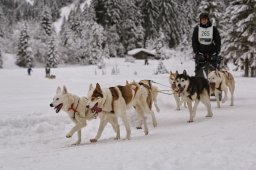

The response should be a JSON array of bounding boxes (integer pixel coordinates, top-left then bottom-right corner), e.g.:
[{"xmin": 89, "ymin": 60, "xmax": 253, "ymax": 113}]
[{"xmin": 68, "ymin": 98, "xmax": 80, "ymax": 118}]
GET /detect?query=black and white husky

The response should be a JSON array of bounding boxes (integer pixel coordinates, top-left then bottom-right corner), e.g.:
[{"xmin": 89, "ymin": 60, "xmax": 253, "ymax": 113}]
[{"xmin": 175, "ymin": 70, "xmax": 213, "ymax": 122}]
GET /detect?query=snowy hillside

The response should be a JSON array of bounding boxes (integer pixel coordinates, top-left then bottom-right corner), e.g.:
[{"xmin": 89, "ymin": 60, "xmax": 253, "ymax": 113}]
[
  {"xmin": 53, "ymin": 0, "xmax": 91, "ymax": 34},
  {"xmin": 0, "ymin": 53, "xmax": 256, "ymax": 170}
]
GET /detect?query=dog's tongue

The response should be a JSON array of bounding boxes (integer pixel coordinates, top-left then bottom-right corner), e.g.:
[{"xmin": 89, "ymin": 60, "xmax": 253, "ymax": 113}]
[
  {"xmin": 92, "ymin": 103, "xmax": 102, "ymax": 113},
  {"xmin": 210, "ymin": 82, "xmax": 216, "ymax": 90},
  {"xmin": 94, "ymin": 107, "xmax": 102, "ymax": 113},
  {"xmin": 172, "ymin": 83, "xmax": 176, "ymax": 89}
]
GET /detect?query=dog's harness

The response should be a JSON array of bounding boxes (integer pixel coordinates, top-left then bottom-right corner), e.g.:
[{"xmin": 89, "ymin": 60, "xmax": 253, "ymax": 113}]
[
  {"xmin": 68, "ymin": 98, "xmax": 80, "ymax": 118},
  {"xmin": 171, "ymin": 82, "xmax": 182, "ymax": 97},
  {"xmin": 216, "ymin": 81, "xmax": 222, "ymax": 91}
]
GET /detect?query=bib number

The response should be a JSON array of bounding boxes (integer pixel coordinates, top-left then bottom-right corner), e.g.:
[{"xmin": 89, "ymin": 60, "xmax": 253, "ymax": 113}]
[{"xmin": 201, "ymin": 31, "xmax": 210, "ymax": 37}]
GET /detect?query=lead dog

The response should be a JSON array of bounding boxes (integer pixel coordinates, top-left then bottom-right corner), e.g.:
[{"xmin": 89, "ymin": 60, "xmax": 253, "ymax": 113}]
[
  {"xmin": 169, "ymin": 71, "xmax": 187, "ymax": 110},
  {"xmin": 175, "ymin": 70, "xmax": 213, "ymax": 122},
  {"xmin": 208, "ymin": 70, "xmax": 235, "ymax": 107},
  {"xmin": 126, "ymin": 80, "xmax": 160, "ymax": 134},
  {"xmin": 50, "ymin": 86, "xmax": 119, "ymax": 145},
  {"xmin": 86, "ymin": 83, "xmax": 133, "ymax": 141}
]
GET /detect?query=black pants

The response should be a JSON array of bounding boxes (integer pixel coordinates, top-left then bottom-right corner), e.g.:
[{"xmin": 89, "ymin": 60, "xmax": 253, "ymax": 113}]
[{"xmin": 195, "ymin": 53, "xmax": 220, "ymax": 77}]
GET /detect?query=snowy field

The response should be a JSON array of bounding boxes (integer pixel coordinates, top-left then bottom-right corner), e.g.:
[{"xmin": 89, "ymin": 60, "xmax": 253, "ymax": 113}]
[{"xmin": 0, "ymin": 53, "xmax": 256, "ymax": 170}]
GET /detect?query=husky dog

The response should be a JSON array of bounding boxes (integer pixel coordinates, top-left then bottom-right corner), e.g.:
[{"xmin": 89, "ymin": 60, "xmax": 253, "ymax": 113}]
[
  {"xmin": 126, "ymin": 80, "xmax": 160, "ymax": 135},
  {"xmin": 208, "ymin": 70, "xmax": 235, "ymax": 107},
  {"xmin": 87, "ymin": 83, "xmax": 134, "ymax": 141},
  {"xmin": 175, "ymin": 70, "xmax": 213, "ymax": 122},
  {"xmin": 50, "ymin": 86, "xmax": 119, "ymax": 145},
  {"xmin": 169, "ymin": 71, "xmax": 187, "ymax": 110}
]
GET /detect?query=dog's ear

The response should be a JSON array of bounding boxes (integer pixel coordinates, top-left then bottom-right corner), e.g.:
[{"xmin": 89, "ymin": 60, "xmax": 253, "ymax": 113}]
[
  {"xmin": 96, "ymin": 83, "xmax": 102, "ymax": 92},
  {"xmin": 56, "ymin": 87, "xmax": 61, "ymax": 94},
  {"xmin": 89, "ymin": 83, "xmax": 94, "ymax": 91},
  {"xmin": 176, "ymin": 70, "xmax": 179, "ymax": 75},
  {"xmin": 215, "ymin": 69, "xmax": 220, "ymax": 77},
  {"xmin": 63, "ymin": 86, "xmax": 68, "ymax": 94},
  {"xmin": 183, "ymin": 70, "xmax": 187, "ymax": 76},
  {"xmin": 170, "ymin": 70, "xmax": 172, "ymax": 75},
  {"xmin": 126, "ymin": 80, "xmax": 129, "ymax": 85}
]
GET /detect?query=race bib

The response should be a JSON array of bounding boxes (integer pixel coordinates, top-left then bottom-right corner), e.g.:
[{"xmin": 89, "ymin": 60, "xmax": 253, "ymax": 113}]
[{"xmin": 198, "ymin": 26, "xmax": 213, "ymax": 45}]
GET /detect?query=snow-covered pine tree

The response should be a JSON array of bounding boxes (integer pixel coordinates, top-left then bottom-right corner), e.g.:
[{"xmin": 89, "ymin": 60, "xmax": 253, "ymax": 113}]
[
  {"xmin": 91, "ymin": 0, "xmax": 111, "ymax": 28},
  {"xmin": 16, "ymin": 24, "xmax": 33, "ymax": 67},
  {"xmin": 46, "ymin": 37, "xmax": 59, "ymax": 68},
  {"xmin": 74, "ymin": 16, "xmax": 106, "ymax": 65},
  {"xmin": 222, "ymin": 0, "xmax": 256, "ymax": 76},
  {"xmin": 183, "ymin": 0, "xmax": 201, "ymax": 26},
  {"xmin": 0, "ymin": 6, "xmax": 5, "ymax": 38},
  {"xmin": 139, "ymin": 0, "xmax": 159, "ymax": 47},
  {"xmin": 87, "ymin": 23, "xmax": 105, "ymax": 64},
  {"xmin": 33, "ymin": 0, "xmax": 60, "ymax": 22},
  {"xmin": 117, "ymin": 0, "xmax": 144, "ymax": 53},
  {"xmin": 82, "ymin": 3, "xmax": 96, "ymax": 22},
  {"xmin": 105, "ymin": 0, "xmax": 122, "ymax": 26},
  {"xmin": 105, "ymin": 25, "xmax": 122, "ymax": 57},
  {"xmin": 155, "ymin": 61, "xmax": 168, "ymax": 75},
  {"xmin": 119, "ymin": 19, "xmax": 141, "ymax": 52},
  {"xmin": 198, "ymin": 0, "xmax": 225, "ymax": 27},
  {"xmin": 40, "ymin": 7, "xmax": 52, "ymax": 37},
  {"xmin": 178, "ymin": 0, "xmax": 201, "ymax": 44},
  {"xmin": 26, "ymin": 47, "xmax": 33, "ymax": 68},
  {"xmin": 157, "ymin": 0, "xmax": 184, "ymax": 48},
  {"xmin": 0, "ymin": 49, "xmax": 3, "ymax": 68},
  {"xmin": 72, "ymin": 5, "xmax": 83, "ymax": 37},
  {"xmin": 59, "ymin": 17, "xmax": 70, "ymax": 47}
]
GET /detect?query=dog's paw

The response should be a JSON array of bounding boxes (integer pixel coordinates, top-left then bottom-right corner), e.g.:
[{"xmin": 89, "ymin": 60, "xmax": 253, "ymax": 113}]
[
  {"xmin": 144, "ymin": 131, "xmax": 149, "ymax": 135},
  {"xmin": 136, "ymin": 126, "xmax": 142, "ymax": 129},
  {"xmin": 114, "ymin": 137, "xmax": 120, "ymax": 140},
  {"xmin": 206, "ymin": 114, "xmax": 213, "ymax": 117},
  {"xmin": 125, "ymin": 136, "xmax": 131, "ymax": 140},
  {"xmin": 222, "ymin": 97, "xmax": 227, "ymax": 103},
  {"xmin": 90, "ymin": 139, "xmax": 97, "ymax": 143},
  {"xmin": 187, "ymin": 120, "xmax": 194, "ymax": 123},
  {"xmin": 71, "ymin": 140, "xmax": 81, "ymax": 146},
  {"xmin": 156, "ymin": 107, "xmax": 160, "ymax": 113},
  {"xmin": 66, "ymin": 133, "xmax": 72, "ymax": 138},
  {"xmin": 153, "ymin": 121, "xmax": 157, "ymax": 128}
]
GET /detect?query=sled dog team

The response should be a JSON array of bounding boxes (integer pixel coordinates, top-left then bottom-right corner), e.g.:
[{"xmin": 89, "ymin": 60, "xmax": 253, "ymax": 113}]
[{"xmin": 50, "ymin": 69, "xmax": 235, "ymax": 145}]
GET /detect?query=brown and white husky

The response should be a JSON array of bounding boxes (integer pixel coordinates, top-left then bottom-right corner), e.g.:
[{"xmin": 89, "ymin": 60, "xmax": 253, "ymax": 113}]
[
  {"xmin": 86, "ymin": 83, "xmax": 134, "ymax": 141},
  {"xmin": 126, "ymin": 80, "xmax": 160, "ymax": 134}
]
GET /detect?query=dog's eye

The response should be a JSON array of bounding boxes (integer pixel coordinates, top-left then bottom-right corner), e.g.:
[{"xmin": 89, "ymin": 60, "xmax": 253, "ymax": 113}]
[
  {"xmin": 181, "ymin": 80, "xmax": 184, "ymax": 82},
  {"xmin": 56, "ymin": 98, "xmax": 59, "ymax": 100}
]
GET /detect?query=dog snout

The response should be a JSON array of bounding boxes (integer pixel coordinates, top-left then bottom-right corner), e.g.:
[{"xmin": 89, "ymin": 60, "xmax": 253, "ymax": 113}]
[
  {"xmin": 86, "ymin": 105, "xmax": 90, "ymax": 108},
  {"xmin": 50, "ymin": 103, "xmax": 54, "ymax": 107},
  {"xmin": 178, "ymin": 84, "xmax": 181, "ymax": 88}
]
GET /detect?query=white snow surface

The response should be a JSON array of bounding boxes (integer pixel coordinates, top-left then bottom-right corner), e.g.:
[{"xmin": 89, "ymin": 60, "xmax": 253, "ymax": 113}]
[
  {"xmin": 128, "ymin": 48, "xmax": 156, "ymax": 56},
  {"xmin": 1, "ymin": 52, "xmax": 256, "ymax": 170}
]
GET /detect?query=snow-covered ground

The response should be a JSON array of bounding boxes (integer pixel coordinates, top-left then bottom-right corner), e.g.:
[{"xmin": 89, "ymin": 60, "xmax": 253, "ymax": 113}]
[{"xmin": 0, "ymin": 53, "xmax": 256, "ymax": 170}]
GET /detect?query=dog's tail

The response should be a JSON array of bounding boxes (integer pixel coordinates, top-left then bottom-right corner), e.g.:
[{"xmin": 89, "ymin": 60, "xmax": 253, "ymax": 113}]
[{"xmin": 151, "ymin": 85, "xmax": 160, "ymax": 112}]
